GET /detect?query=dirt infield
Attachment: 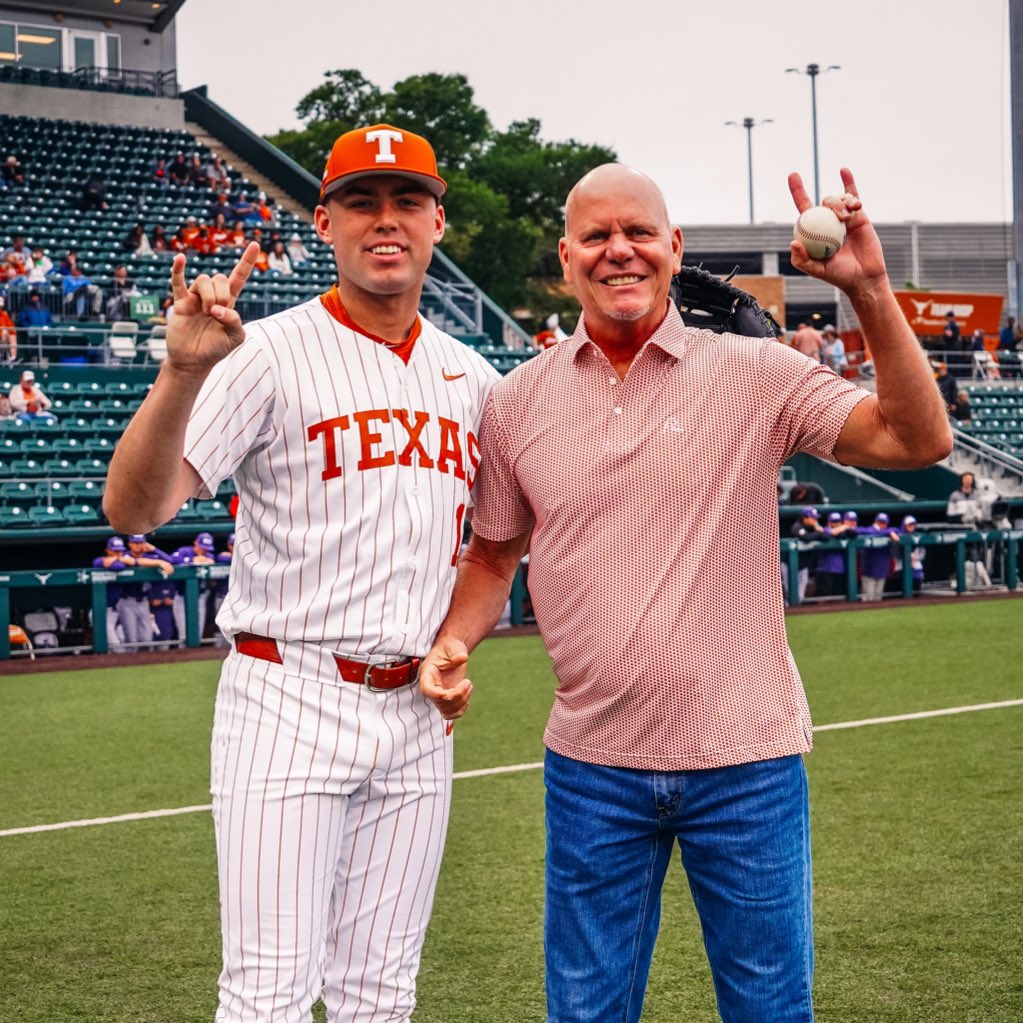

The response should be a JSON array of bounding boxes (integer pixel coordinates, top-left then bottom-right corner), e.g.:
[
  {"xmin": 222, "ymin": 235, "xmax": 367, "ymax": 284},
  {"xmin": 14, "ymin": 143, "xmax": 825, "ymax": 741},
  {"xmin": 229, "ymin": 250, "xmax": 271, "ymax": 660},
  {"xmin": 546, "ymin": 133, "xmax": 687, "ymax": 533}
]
[{"xmin": 2, "ymin": 589, "xmax": 1020, "ymax": 677}]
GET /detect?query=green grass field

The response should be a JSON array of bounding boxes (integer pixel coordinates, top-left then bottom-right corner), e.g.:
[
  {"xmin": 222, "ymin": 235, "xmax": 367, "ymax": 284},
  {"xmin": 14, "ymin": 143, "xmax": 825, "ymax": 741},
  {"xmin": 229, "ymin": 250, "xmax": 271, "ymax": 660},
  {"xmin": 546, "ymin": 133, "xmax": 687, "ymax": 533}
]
[{"xmin": 1, "ymin": 601, "xmax": 1021, "ymax": 1022}]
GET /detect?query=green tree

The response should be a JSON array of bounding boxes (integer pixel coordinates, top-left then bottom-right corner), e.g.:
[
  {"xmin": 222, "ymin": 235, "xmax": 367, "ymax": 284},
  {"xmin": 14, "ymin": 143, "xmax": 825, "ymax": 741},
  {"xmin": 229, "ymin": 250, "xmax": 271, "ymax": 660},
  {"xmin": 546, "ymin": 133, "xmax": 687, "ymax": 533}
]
[
  {"xmin": 267, "ymin": 69, "xmax": 384, "ymax": 176},
  {"xmin": 382, "ymin": 73, "xmax": 490, "ymax": 170}
]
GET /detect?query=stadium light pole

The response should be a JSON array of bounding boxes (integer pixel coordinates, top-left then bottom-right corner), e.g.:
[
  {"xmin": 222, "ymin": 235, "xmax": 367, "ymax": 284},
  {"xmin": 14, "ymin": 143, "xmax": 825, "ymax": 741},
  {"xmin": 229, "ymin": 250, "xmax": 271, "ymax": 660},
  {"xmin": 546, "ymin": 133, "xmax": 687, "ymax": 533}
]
[
  {"xmin": 786, "ymin": 63, "xmax": 841, "ymax": 205},
  {"xmin": 725, "ymin": 117, "xmax": 773, "ymax": 223}
]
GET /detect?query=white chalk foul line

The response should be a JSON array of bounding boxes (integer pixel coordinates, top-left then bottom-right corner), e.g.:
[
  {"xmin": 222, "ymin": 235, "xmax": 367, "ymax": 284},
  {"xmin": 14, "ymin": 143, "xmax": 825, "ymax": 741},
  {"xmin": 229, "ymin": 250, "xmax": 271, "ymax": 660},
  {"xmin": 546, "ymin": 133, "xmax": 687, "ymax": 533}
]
[{"xmin": 2, "ymin": 699, "xmax": 1021, "ymax": 839}]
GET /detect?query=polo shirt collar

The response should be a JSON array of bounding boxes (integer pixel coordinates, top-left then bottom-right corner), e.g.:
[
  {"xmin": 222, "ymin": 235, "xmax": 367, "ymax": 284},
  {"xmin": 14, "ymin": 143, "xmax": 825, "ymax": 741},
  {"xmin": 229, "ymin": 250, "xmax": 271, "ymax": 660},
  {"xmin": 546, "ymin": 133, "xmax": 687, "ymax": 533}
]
[{"xmin": 568, "ymin": 301, "xmax": 690, "ymax": 365}]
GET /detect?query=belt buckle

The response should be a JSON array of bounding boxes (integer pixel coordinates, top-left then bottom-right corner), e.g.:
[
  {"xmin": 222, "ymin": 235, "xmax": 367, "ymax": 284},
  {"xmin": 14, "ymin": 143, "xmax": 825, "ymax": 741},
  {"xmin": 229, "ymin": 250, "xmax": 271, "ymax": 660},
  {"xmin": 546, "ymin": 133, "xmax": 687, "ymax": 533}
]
[{"xmin": 364, "ymin": 657, "xmax": 414, "ymax": 693}]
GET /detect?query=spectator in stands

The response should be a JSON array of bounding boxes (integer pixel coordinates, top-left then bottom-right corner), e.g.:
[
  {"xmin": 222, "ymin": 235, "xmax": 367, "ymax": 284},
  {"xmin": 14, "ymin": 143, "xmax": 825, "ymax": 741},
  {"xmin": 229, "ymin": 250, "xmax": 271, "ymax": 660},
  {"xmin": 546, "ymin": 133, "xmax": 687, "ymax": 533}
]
[
  {"xmin": 59, "ymin": 247, "xmax": 81, "ymax": 275},
  {"xmin": 260, "ymin": 228, "xmax": 283, "ymax": 253},
  {"xmin": 898, "ymin": 515, "xmax": 925, "ymax": 596},
  {"xmin": 286, "ymin": 231, "xmax": 311, "ymax": 267},
  {"xmin": 208, "ymin": 191, "xmax": 233, "ymax": 223},
  {"xmin": 231, "ymin": 191, "xmax": 261, "ymax": 226},
  {"xmin": 151, "ymin": 157, "xmax": 169, "ymax": 188},
  {"xmin": 210, "ymin": 214, "xmax": 230, "ymax": 248},
  {"xmin": 999, "ymin": 316, "xmax": 1016, "ymax": 351},
  {"xmin": 969, "ymin": 329, "xmax": 986, "ymax": 353},
  {"xmin": 791, "ymin": 321, "xmax": 824, "ymax": 362},
  {"xmin": 118, "ymin": 535, "xmax": 175, "ymax": 650},
  {"xmin": 860, "ymin": 512, "xmax": 899, "ymax": 601},
  {"xmin": 3, "ymin": 234, "xmax": 32, "ymax": 282},
  {"xmin": 62, "ymin": 263, "xmax": 103, "ymax": 320},
  {"xmin": 170, "ymin": 228, "xmax": 189, "ymax": 253},
  {"xmin": 943, "ymin": 310, "xmax": 961, "ymax": 350},
  {"xmin": 534, "ymin": 312, "xmax": 568, "ymax": 350},
  {"xmin": 180, "ymin": 216, "xmax": 200, "ymax": 247},
  {"xmin": 151, "ymin": 224, "xmax": 170, "ymax": 253},
  {"xmin": 821, "ymin": 324, "xmax": 848, "ymax": 375},
  {"xmin": 815, "ymin": 511, "xmax": 849, "ymax": 598},
  {"xmin": 953, "ymin": 389, "xmax": 972, "ymax": 425},
  {"xmin": 16, "ymin": 290, "xmax": 53, "ymax": 331},
  {"xmin": 787, "ymin": 481, "xmax": 826, "ymax": 507},
  {"xmin": 256, "ymin": 191, "xmax": 277, "ymax": 227},
  {"xmin": 105, "ymin": 264, "xmax": 139, "ymax": 321},
  {"xmin": 171, "ymin": 531, "xmax": 217, "ymax": 643},
  {"xmin": 80, "ymin": 173, "xmax": 110, "ymax": 212},
  {"xmin": 935, "ymin": 362, "xmax": 958, "ymax": 416},
  {"xmin": 785, "ymin": 506, "xmax": 824, "ymax": 604},
  {"xmin": 123, "ymin": 222, "xmax": 153, "ymax": 257},
  {"xmin": 2, "ymin": 154, "xmax": 26, "ymax": 186},
  {"xmin": 190, "ymin": 223, "xmax": 220, "ymax": 256},
  {"xmin": 251, "ymin": 238, "xmax": 270, "ymax": 273},
  {"xmin": 946, "ymin": 473, "xmax": 993, "ymax": 589},
  {"xmin": 0, "ymin": 392, "xmax": 13, "ymax": 419},
  {"xmin": 168, "ymin": 153, "xmax": 190, "ymax": 187},
  {"xmin": 205, "ymin": 154, "xmax": 230, "ymax": 192},
  {"xmin": 26, "ymin": 246, "xmax": 54, "ymax": 284},
  {"xmin": 188, "ymin": 154, "xmax": 206, "ymax": 188},
  {"xmin": 226, "ymin": 220, "xmax": 247, "ymax": 249},
  {"xmin": 9, "ymin": 369, "xmax": 56, "ymax": 423},
  {"xmin": 266, "ymin": 240, "xmax": 293, "ymax": 276},
  {"xmin": 0, "ymin": 295, "xmax": 16, "ymax": 363}
]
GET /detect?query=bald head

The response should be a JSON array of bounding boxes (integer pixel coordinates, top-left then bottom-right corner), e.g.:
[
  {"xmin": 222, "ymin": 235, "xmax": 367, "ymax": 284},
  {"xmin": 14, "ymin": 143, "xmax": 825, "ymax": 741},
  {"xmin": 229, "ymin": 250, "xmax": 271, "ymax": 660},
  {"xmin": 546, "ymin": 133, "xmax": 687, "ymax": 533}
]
[{"xmin": 564, "ymin": 164, "xmax": 671, "ymax": 236}]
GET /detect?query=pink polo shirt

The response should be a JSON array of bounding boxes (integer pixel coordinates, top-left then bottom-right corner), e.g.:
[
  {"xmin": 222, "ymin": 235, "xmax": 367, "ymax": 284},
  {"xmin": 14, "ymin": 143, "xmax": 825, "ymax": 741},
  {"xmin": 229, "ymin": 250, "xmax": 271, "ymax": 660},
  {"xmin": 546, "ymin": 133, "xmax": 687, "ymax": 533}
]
[{"xmin": 474, "ymin": 303, "xmax": 869, "ymax": 771}]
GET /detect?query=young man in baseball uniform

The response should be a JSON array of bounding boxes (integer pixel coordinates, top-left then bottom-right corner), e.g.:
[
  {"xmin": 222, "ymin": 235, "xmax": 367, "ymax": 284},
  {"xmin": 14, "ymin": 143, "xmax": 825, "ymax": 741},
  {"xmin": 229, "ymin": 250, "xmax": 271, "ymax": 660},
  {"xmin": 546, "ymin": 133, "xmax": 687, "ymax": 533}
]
[
  {"xmin": 420, "ymin": 165, "xmax": 952, "ymax": 1023},
  {"xmin": 105, "ymin": 124, "xmax": 499, "ymax": 1023}
]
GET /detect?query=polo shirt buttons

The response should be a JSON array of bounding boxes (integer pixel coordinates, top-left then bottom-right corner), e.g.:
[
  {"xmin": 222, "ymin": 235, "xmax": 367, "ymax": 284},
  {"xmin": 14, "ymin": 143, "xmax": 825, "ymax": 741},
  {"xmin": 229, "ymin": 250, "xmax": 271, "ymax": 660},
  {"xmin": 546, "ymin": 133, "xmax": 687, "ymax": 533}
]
[{"xmin": 613, "ymin": 406, "xmax": 623, "ymax": 416}]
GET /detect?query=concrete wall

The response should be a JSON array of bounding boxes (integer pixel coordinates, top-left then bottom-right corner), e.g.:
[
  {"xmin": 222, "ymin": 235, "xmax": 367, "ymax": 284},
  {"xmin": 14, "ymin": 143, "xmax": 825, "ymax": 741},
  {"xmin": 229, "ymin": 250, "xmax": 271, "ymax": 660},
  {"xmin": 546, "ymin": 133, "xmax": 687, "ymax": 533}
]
[{"xmin": 0, "ymin": 82, "xmax": 184, "ymax": 130}]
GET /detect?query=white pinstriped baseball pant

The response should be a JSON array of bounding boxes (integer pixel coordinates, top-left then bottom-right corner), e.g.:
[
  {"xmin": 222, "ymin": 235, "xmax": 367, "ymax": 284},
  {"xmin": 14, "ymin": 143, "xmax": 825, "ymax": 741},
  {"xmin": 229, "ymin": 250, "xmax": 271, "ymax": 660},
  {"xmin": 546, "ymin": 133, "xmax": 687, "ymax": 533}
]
[{"xmin": 210, "ymin": 651, "xmax": 452, "ymax": 1022}]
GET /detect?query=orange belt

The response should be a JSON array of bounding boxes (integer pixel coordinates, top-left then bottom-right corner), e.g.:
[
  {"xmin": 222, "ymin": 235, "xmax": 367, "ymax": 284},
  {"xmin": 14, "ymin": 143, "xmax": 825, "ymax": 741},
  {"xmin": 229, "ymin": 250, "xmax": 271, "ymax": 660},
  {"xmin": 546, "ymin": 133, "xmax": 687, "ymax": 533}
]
[{"xmin": 234, "ymin": 632, "xmax": 421, "ymax": 691}]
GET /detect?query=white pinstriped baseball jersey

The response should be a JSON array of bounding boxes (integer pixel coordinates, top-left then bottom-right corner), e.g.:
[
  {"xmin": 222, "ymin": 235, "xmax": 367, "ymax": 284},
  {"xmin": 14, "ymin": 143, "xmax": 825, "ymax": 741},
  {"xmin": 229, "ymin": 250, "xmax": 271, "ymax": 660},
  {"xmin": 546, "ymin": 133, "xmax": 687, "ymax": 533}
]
[{"xmin": 184, "ymin": 295, "xmax": 499, "ymax": 680}]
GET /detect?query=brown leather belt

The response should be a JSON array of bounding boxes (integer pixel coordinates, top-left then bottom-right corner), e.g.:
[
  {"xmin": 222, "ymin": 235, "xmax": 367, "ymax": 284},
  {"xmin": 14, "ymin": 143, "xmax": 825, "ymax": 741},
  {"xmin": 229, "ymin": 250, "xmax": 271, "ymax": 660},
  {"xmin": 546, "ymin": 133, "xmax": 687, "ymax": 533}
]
[{"xmin": 234, "ymin": 632, "xmax": 420, "ymax": 691}]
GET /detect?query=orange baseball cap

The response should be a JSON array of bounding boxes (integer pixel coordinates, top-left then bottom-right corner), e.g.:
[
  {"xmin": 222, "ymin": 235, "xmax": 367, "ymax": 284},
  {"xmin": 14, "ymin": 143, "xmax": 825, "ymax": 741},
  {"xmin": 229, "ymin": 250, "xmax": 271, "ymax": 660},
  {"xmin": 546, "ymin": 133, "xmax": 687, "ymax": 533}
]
[{"xmin": 320, "ymin": 124, "xmax": 446, "ymax": 200}]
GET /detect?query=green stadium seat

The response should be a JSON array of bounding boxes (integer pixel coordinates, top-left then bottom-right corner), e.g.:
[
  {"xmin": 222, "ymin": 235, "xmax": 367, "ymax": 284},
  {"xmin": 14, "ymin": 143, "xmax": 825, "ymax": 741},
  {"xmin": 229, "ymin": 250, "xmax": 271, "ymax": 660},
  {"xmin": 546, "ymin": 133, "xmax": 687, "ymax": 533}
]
[
  {"xmin": 9, "ymin": 458, "xmax": 44, "ymax": 476},
  {"xmin": 63, "ymin": 504, "xmax": 100, "ymax": 525},
  {"xmin": 34, "ymin": 481, "xmax": 70, "ymax": 504},
  {"xmin": 68, "ymin": 480, "xmax": 103, "ymax": 500},
  {"xmin": 27, "ymin": 505, "xmax": 63, "ymax": 526},
  {"xmin": 0, "ymin": 506, "xmax": 30, "ymax": 528},
  {"xmin": 75, "ymin": 457, "xmax": 107, "ymax": 475},
  {"xmin": 174, "ymin": 502, "xmax": 200, "ymax": 521},
  {"xmin": 84, "ymin": 438, "xmax": 115, "ymax": 455},
  {"xmin": 0, "ymin": 481, "xmax": 33, "ymax": 501},
  {"xmin": 42, "ymin": 458, "xmax": 78, "ymax": 477},
  {"xmin": 53, "ymin": 438, "xmax": 86, "ymax": 457},
  {"xmin": 194, "ymin": 499, "xmax": 229, "ymax": 520},
  {"xmin": 18, "ymin": 438, "xmax": 51, "ymax": 455}
]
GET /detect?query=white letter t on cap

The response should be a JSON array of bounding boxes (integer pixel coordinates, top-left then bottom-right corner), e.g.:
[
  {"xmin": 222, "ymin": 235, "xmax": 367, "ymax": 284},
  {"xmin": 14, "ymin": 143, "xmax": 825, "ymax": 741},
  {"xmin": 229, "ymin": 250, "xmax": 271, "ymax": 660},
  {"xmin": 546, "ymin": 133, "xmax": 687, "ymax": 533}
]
[{"xmin": 365, "ymin": 128, "xmax": 403, "ymax": 164}]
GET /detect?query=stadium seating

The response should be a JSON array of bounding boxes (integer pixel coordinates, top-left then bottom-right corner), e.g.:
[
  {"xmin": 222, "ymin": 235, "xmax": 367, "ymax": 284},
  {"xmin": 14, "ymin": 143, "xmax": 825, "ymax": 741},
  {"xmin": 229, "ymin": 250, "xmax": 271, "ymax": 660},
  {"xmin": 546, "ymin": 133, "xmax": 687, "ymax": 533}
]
[
  {"xmin": 961, "ymin": 383, "xmax": 1023, "ymax": 457},
  {"xmin": 0, "ymin": 111, "xmax": 539, "ymax": 535}
]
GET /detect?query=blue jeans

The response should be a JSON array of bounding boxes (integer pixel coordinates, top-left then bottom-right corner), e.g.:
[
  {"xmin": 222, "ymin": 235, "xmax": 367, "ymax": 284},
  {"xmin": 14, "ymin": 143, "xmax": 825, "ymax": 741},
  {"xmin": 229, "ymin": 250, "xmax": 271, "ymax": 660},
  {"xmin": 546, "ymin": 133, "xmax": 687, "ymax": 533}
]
[{"xmin": 544, "ymin": 749, "xmax": 813, "ymax": 1023}]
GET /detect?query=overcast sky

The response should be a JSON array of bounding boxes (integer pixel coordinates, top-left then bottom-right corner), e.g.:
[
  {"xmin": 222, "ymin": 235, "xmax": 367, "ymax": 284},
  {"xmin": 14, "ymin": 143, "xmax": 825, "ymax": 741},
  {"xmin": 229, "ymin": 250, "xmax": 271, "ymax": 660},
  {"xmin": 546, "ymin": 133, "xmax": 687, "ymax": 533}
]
[{"xmin": 176, "ymin": 0, "xmax": 1013, "ymax": 228}]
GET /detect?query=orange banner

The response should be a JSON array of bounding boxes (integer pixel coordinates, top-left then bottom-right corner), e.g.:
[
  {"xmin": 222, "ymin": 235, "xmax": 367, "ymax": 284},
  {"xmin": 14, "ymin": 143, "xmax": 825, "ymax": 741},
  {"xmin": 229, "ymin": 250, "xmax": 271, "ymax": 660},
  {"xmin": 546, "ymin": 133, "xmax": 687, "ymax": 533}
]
[{"xmin": 894, "ymin": 291, "xmax": 1005, "ymax": 337}]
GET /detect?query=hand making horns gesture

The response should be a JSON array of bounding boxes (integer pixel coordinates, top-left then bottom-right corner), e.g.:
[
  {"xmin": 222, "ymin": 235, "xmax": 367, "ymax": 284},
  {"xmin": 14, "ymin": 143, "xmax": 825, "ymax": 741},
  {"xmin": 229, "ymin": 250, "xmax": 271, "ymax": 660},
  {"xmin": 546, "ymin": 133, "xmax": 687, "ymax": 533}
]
[
  {"xmin": 788, "ymin": 168, "xmax": 889, "ymax": 299},
  {"xmin": 166, "ymin": 241, "xmax": 261, "ymax": 374}
]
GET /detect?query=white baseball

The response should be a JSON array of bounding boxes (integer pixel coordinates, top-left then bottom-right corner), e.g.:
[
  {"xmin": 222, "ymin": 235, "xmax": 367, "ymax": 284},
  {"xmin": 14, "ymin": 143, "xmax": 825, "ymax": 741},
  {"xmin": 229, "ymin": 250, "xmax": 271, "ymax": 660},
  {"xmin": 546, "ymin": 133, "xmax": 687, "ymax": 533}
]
[{"xmin": 793, "ymin": 205, "xmax": 847, "ymax": 260}]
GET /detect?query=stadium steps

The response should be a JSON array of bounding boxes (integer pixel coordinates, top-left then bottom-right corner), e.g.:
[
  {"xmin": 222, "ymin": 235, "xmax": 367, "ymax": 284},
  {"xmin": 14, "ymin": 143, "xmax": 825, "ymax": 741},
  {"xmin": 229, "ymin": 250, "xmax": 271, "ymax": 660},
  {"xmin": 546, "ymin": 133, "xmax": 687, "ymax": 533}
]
[{"xmin": 184, "ymin": 122, "xmax": 313, "ymax": 220}]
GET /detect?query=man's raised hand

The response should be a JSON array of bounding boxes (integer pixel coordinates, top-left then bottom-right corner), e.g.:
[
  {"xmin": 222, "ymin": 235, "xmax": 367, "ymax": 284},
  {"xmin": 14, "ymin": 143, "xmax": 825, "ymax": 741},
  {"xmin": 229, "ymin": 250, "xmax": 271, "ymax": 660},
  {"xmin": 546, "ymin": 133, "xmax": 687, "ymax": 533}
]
[{"xmin": 166, "ymin": 242, "xmax": 260, "ymax": 374}]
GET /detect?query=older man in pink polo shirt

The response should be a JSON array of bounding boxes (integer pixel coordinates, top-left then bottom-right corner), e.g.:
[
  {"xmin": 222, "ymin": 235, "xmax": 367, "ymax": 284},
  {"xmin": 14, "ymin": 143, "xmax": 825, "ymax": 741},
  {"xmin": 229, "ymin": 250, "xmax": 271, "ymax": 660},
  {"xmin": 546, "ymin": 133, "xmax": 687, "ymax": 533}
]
[{"xmin": 421, "ymin": 164, "xmax": 951, "ymax": 1023}]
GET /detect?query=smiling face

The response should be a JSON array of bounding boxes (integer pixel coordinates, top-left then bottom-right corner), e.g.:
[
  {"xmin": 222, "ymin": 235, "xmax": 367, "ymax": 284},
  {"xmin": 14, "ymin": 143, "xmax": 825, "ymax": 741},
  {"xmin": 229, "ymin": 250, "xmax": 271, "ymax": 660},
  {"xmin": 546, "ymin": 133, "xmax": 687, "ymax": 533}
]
[
  {"xmin": 314, "ymin": 174, "xmax": 444, "ymax": 307},
  {"xmin": 559, "ymin": 165, "xmax": 682, "ymax": 346}
]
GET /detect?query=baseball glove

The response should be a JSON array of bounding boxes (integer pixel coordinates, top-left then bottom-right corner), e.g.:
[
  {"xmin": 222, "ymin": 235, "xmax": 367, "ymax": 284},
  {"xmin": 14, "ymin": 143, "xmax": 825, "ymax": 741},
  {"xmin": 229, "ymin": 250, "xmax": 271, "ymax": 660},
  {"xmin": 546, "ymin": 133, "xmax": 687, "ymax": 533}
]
[{"xmin": 670, "ymin": 264, "xmax": 778, "ymax": 339}]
